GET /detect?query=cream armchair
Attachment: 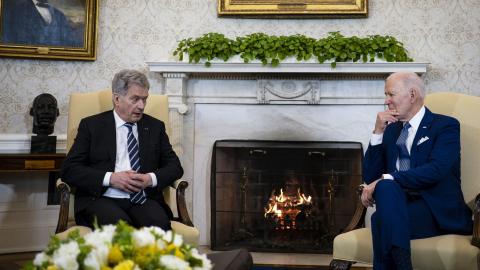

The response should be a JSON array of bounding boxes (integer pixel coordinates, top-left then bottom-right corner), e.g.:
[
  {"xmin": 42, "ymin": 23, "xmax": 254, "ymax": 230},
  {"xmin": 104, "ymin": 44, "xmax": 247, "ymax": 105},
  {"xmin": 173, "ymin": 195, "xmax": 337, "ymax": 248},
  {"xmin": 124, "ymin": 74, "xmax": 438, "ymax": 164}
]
[
  {"xmin": 55, "ymin": 89, "xmax": 199, "ymax": 245},
  {"xmin": 330, "ymin": 92, "xmax": 480, "ymax": 270}
]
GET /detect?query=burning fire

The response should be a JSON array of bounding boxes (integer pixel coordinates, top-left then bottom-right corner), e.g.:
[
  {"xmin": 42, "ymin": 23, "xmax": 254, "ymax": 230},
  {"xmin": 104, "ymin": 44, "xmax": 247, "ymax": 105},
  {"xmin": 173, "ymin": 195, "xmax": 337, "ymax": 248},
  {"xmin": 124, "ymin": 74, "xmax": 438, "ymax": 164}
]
[{"xmin": 264, "ymin": 188, "xmax": 313, "ymax": 229}]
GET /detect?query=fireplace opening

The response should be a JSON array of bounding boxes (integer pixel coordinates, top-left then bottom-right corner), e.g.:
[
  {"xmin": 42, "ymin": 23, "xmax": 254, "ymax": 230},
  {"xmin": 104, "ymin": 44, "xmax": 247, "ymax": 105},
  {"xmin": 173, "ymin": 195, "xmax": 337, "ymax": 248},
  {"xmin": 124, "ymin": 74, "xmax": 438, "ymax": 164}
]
[{"xmin": 211, "ymin": 140, "xmax": 363, "ymax": 253}]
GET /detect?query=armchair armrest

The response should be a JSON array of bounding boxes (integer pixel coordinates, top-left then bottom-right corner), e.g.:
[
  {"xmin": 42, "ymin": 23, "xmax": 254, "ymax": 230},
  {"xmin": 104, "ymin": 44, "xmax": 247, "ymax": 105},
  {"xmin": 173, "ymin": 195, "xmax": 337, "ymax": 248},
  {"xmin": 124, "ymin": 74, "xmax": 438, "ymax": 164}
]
[
  {"xmin": 342, "ymin": 185, "xmax": 367, "ymax": 232},
  {"xmin": 55, "ymin": 179, "xmax": 71, "ymax": 234},
  {"xmin": 172, "ymin": 179, "xmax": 194, "ymax": 227},
  {"xmin": 471, "ymin": 193, "xmax": 480, "ymax": 248},
  {"xmin": 55, "ymin": 178, "xmax": 195, "ymax": 233}
]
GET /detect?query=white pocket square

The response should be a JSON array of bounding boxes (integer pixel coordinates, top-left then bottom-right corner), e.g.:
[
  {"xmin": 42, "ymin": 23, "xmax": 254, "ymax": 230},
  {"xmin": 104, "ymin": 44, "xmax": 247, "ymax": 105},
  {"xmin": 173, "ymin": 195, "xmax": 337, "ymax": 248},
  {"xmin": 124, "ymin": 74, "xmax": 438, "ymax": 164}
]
[{"xmin": 417, "ymin": 136, "xmax": 429, "ymax": 145}]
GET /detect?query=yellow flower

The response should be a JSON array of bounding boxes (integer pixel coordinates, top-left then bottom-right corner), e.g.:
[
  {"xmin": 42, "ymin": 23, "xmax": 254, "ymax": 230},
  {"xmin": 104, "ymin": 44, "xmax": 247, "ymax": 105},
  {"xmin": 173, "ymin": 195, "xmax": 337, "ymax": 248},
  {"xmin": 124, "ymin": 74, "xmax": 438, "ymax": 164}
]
[
  {"xmin": 108, "ymin": 244, "xmax": 124, "ymax": 264},
  {"xmin": 46, "ymin": 266, "xmax": 58, "ymax": 270},
  {"xmin": 101, "ymin": 267, "xmax": 113, "ymax": 270},
  {"xmin": 135, "ymin": 245, "xmax": 157, "ymax": 267},
  {"xmin": 166, "ymin": 243, "xmax": 176, "ymax": 253},
  {"xmin": 174, "ymin": 248, "xmax": 185, "ymax": 260},
  {"xmin": 113, "ymin": 260, "xmax": 135, "ymax": 270}
]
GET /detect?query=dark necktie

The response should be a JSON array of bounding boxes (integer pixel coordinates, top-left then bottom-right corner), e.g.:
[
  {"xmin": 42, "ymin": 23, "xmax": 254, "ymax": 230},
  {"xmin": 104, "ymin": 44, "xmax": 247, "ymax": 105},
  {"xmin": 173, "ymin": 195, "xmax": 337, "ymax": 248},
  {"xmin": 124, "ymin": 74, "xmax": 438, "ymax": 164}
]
[
  {"xmin": 396, "ymin": 122, "xmax": 411, "ymax": 171},
  {"xmin": 124, "ymin": 123, "xmax": 147, "ymax": 204},
  {"xmin": 36, "ymin": 0, "xmax": 49, "ymax": 7}
]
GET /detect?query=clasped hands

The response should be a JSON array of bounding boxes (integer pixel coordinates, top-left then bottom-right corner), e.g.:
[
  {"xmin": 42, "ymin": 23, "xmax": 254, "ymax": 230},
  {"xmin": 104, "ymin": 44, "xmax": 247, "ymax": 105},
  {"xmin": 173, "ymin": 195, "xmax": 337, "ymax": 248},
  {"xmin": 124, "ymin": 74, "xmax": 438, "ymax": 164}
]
[{"xmin": 110, "ymin": 170, "xmax": 152, "ymax": 193}]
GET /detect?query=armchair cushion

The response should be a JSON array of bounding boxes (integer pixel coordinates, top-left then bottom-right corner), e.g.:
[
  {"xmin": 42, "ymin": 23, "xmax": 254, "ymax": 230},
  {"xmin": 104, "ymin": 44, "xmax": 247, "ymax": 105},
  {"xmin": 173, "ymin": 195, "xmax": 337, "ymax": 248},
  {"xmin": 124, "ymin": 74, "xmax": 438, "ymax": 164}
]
[{"xmin": 333, "ymin": 228, "xmax": 478, "ymax": 269}]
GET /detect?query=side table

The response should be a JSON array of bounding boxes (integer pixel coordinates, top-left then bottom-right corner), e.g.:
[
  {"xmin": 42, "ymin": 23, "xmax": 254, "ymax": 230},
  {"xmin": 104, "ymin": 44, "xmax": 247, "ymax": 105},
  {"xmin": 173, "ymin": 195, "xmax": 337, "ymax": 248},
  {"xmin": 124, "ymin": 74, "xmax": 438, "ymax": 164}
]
[{"xmin": 0, "ymin": 153, "xmax": 66, "ymax": 204}]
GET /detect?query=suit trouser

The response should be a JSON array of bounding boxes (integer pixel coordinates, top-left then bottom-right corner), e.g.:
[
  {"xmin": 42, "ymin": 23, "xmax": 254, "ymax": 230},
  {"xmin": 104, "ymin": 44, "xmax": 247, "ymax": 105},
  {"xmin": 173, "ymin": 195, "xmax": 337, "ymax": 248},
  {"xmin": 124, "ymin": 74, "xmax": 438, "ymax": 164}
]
[
  {"xmin": 79, "ymin": 197, "xmax": 171, "ymax": 230},
  {"xmin": 371, "ymin": 180, "xmax": 441, "ymax": 270}
]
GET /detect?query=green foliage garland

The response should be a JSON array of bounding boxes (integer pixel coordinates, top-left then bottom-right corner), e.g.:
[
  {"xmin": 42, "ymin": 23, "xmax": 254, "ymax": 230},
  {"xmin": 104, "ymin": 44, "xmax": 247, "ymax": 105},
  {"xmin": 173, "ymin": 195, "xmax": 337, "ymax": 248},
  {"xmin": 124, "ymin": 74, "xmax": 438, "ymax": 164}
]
[{"xmin": 173, "ymin": 32, "xmax": 413, "ymax": 68}]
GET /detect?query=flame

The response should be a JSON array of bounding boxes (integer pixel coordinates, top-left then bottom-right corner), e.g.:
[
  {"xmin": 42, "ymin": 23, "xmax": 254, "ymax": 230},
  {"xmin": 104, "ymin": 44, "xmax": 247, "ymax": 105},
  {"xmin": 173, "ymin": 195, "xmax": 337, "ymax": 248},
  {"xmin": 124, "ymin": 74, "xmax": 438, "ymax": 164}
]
[{"xmin": 264, "ymin": 187, "xmax": 313, "ymax": 229}]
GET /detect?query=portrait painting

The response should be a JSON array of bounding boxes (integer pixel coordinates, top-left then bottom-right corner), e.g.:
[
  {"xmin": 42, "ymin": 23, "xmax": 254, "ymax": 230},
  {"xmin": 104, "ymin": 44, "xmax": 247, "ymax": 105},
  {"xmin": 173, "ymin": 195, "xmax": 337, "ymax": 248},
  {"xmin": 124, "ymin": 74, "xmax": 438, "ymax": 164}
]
[
  {"xmin": 0, "ymin": 0, "xmax": 98, "ymax": 60},
  {"xmin": 218, "ymin": 0, "xmax": 368, "ymax": 18}
]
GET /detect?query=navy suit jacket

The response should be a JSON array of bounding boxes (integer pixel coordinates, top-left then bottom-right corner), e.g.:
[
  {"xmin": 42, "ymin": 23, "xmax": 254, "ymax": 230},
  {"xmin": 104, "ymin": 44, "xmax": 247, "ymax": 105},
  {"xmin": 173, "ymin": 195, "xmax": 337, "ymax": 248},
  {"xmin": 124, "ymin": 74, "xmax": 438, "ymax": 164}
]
[
  {"xmin": 363, "ymin": 107, "xmax": 472, "ymax": 234},
  {"xmin": 61, "ymin": 111, "xmax": 184, "ymax": 222}
]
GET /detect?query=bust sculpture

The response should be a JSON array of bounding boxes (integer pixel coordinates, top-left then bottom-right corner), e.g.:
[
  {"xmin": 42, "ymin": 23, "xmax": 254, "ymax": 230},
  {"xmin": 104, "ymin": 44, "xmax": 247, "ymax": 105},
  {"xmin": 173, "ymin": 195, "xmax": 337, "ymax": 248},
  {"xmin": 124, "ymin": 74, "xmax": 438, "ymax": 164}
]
[
  {"xmin": 30, "ymin": 93, "xmax": 59, "ymax": 153},
  {"xmin": 30, "ymin": 93, "xmax": 59, "ymax": 135}
]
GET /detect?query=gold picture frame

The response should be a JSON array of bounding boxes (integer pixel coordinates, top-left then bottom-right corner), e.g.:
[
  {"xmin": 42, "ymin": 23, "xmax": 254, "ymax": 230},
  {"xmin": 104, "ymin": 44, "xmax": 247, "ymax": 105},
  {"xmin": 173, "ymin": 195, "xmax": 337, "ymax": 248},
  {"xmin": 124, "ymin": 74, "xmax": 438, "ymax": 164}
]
[
  {"xmin": 0, "ymin": 0, "xmax": 98, "ymax": 61},
  {"xmin": 218, "ymin": 0, "xmax": 368, "ymax": 18}
]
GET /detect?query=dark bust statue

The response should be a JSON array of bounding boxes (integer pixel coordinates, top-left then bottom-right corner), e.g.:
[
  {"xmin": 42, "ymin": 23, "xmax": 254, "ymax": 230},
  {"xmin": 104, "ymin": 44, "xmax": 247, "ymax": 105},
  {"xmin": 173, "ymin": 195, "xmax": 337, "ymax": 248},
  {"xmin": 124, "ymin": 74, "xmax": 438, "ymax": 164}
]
[
  {"xmin": 30, "ymin": 93, "xmax": 59, "ymax": 136},
  {"xmin": 30, "ymin": 93, "xmax": 59, "ymax": 153}
]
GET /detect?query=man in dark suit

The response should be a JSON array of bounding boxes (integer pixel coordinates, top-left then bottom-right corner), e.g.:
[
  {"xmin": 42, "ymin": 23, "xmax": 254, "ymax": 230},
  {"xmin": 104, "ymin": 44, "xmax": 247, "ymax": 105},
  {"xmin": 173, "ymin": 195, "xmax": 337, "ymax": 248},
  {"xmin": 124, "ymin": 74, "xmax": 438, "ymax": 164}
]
[
  {"xmin": 361, "ymin": 72, "xmax": 472, "ymax": 270},
  {"xmin": 1, "ymin": 0, "xmax": 82, "ymax": 47},
  {"xmin": 61, "ymin": 69, "xmax": 183, "ymax": 230}
]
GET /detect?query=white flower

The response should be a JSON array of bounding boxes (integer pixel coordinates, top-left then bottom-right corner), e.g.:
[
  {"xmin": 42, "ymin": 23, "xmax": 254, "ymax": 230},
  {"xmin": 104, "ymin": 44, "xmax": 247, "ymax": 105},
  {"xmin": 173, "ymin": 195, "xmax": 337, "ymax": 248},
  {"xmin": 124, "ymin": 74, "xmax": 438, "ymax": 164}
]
[
  {"xmin": 33, "ymin": 252, "xmax": 49, "ymax": 266},
  {"xmin": 84, "ymin": 228, "xmax": 111, "ymax": 266},
  {"xmin": 52, "ymin": 241, "xmax": 80, "ymax": 270},
  {"xmin": 156, "ymin": 238, "xmax": 167, "ymax": 250},
  {"xmin": 191, "ymin": 248, "xmax": 213, "ymax": 270},
  {"xmin": 148, "ymin": 226, "xmax": 165, "ymax": 237},
  {"xmin": 164, "ymin": 230, "xmax": 184, "ymax": 246},
  {"xmin": 85, "ymin": 225, "xmax": 115, "ymax": 246},
  {"xmin": 132, "ymin": 227, "xmax": 155, "ymax": 248},
  {"xmin": 159, "ymin": 255, "xmax": 191, "ymax": 270},
  {"xmin": 83, "ymin": 251, "xmax": 101, "ymax": 270}
]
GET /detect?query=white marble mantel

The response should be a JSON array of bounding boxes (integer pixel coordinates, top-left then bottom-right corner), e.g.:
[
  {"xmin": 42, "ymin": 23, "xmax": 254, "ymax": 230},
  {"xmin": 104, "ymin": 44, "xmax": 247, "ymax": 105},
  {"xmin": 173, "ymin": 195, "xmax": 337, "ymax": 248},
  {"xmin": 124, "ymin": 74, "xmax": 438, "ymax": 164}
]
[
  {"xmin": 146, "ymin": 61, "xmax": 428, "ymax": 245},
  {"xmin": 147, "ymin": 61, "xmax": 428, "ymax": 74}
]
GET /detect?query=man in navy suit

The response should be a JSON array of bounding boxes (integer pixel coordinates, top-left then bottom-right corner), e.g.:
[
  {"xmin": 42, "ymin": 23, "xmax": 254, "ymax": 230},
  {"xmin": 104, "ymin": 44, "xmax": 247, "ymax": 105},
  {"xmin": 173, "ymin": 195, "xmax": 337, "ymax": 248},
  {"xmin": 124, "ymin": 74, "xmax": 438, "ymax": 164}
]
[
  {"xmin": 1, "ymin": 0, "xmax": 82, "ymax": 47},
  {"xmin": 361, "ymin": 72, "xmax": 472, "ymax": 269},
  {"xmin": 61, "ymin": 69, "xmax": 183, "ymax": 230}
]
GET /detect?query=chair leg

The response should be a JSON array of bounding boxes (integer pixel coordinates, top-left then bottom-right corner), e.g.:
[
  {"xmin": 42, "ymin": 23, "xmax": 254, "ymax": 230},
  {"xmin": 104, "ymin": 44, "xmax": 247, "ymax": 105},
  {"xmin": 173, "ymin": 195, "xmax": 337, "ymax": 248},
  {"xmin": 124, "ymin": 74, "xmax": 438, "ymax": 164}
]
[{"xmin": 329, "ymin": 259, "xmax": 353, "ymax": 270}]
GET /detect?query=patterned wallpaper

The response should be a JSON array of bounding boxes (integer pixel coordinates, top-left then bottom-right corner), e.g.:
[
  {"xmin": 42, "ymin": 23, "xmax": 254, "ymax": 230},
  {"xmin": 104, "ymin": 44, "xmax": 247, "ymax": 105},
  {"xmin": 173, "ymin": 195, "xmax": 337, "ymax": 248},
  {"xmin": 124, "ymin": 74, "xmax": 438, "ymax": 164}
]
[{"xmin": 0, "ymin": 0, "xmax": 479, "ymax": 134}]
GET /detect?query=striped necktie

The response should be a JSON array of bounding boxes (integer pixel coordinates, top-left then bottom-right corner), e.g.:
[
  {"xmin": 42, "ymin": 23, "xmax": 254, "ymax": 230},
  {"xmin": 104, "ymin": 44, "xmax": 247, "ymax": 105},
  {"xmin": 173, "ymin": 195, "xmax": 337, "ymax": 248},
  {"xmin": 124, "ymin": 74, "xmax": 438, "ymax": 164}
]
[
  {"xmin": 396, "ymin": 122, "xmax": 411, "ymax": 171},
  {"xmin": 124, "ymin": 123, "xmax": 146, "ymax": 204}
]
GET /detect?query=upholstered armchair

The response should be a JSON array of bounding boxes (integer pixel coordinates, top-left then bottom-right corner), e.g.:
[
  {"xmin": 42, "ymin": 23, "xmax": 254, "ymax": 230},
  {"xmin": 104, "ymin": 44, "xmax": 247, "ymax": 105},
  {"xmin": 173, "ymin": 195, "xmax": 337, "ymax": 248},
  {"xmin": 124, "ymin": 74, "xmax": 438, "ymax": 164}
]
[
  {"xmin": 55, "ymin": 89, "xmax": 199, "ymax": 245},
  {"xmin": 330, "ymin": 92, "xmax": 480, "ymax": 270}
]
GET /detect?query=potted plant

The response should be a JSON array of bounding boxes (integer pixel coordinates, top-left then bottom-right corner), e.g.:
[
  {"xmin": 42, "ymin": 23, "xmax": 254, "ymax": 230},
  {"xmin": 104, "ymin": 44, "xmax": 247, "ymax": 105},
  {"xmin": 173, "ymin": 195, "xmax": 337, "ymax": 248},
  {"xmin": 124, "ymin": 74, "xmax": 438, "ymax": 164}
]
[{"xmin": 173, "ymin": 32, "xmax": 413, "ymax": 68}]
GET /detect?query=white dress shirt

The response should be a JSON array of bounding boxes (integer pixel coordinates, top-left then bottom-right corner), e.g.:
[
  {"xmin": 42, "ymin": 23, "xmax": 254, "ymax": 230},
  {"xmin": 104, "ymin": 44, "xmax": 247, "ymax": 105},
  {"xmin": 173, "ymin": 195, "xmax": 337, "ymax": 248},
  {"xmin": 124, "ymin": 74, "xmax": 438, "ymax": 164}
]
[
  {"xmin": 102, "ymin": 110, "xmax": 157, "ymax": 198},
  {"xmin": 32, "ymin": 0, "xmax": 52, "ymax": 24},
  {"xmin": 370, "ymin": 106, "xmax": 426, "ymax": 180}
]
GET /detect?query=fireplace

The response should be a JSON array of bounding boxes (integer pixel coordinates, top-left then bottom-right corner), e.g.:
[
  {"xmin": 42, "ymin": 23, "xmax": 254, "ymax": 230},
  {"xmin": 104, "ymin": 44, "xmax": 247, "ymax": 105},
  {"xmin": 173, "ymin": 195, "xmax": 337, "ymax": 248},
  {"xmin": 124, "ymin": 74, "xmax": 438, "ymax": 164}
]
[
  {"xmin": 210, "ymin": 140, "xmax": 363, "ymax": 253},
  {"xmin": 147, "ymin": 61, "xmax": 427, "ymax": 245}
]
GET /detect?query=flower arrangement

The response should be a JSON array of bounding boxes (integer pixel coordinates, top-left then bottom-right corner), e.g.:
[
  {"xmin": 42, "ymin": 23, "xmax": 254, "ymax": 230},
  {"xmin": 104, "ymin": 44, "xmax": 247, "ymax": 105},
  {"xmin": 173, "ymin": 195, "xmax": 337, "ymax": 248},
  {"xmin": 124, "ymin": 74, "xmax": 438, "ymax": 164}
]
[{"xmin": 23, "ymin": 221, "xmax": 212, "ymax": 270}]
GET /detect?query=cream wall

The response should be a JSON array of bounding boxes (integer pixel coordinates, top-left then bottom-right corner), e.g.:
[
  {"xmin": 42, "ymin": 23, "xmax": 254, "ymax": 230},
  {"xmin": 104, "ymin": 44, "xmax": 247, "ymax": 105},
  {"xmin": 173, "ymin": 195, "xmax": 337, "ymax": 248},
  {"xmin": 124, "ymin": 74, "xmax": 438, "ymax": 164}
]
[{"xmin": 0, "ymin": 0, "xmax": 479, "ymax": 135}]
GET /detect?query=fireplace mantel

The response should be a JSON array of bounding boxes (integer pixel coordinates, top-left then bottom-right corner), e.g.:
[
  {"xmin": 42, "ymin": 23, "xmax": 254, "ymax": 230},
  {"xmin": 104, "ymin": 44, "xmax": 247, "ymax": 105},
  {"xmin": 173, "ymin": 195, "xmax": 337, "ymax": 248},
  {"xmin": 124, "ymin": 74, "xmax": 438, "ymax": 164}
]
[
  {"xmin": 147, "ymin": 61, "xmax": 428, "ymax": 114},
  {"xmin": 147, "ymin": 61, "xmax": 428, "ymax": 75}
]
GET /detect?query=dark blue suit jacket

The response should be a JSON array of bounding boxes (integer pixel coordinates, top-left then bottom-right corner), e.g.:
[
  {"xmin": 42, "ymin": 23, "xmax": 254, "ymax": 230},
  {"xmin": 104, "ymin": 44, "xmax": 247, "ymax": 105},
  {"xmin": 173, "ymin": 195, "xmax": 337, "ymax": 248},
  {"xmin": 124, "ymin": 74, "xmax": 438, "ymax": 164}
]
[{"xmin": 363, "ymin": 108, "xmax": 472, "ymax": 234}]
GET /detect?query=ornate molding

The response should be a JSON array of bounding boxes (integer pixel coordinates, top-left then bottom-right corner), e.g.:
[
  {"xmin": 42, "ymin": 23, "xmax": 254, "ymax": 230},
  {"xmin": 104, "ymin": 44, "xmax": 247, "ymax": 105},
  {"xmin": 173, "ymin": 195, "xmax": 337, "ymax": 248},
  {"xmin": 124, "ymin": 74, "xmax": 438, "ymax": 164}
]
[{"xmin": 258, "ymin": 80, "xmax": 320, "ymax": 104}]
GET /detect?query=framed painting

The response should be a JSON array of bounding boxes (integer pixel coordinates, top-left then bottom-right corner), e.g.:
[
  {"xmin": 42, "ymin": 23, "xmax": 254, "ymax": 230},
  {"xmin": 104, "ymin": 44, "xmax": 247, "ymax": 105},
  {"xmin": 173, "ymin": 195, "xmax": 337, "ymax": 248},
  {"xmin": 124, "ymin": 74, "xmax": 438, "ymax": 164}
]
[
  {"xmin": 0, "ymin": 0, "xmax": 98, "ymax": 61},
  {"xmin": 218, "ymin": 0, "xmax": 368, "ymax": 18}
]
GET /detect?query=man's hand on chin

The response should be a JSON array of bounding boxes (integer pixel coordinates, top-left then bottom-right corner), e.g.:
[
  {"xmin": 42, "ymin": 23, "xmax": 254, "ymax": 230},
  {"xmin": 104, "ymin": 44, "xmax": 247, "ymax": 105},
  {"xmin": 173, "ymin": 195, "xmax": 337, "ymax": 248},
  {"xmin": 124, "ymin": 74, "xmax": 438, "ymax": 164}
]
[{"xmin": 361, "ymin": 178, "xmax": 382, "ymax": 208}]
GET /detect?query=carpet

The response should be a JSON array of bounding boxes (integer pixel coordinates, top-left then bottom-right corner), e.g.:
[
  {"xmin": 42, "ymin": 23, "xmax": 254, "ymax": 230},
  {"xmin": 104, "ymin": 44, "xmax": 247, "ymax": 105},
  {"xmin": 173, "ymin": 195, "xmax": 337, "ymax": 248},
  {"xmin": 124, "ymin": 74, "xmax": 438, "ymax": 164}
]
[{"xmin": 253, "ymin": 266, "xmax": 327, "ymax": 270}]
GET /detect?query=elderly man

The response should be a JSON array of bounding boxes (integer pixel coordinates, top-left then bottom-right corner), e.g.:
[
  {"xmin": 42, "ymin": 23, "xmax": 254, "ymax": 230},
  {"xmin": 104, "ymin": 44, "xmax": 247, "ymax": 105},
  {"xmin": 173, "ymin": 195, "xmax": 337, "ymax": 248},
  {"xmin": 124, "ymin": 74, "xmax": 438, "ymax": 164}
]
[
  {"xmin": 361, "ymin": 72, "xmax": 472, "ymax": 269},
  {"xmin": 61, "ymin": 69, "xmax": 183, "ymax": 230}
]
